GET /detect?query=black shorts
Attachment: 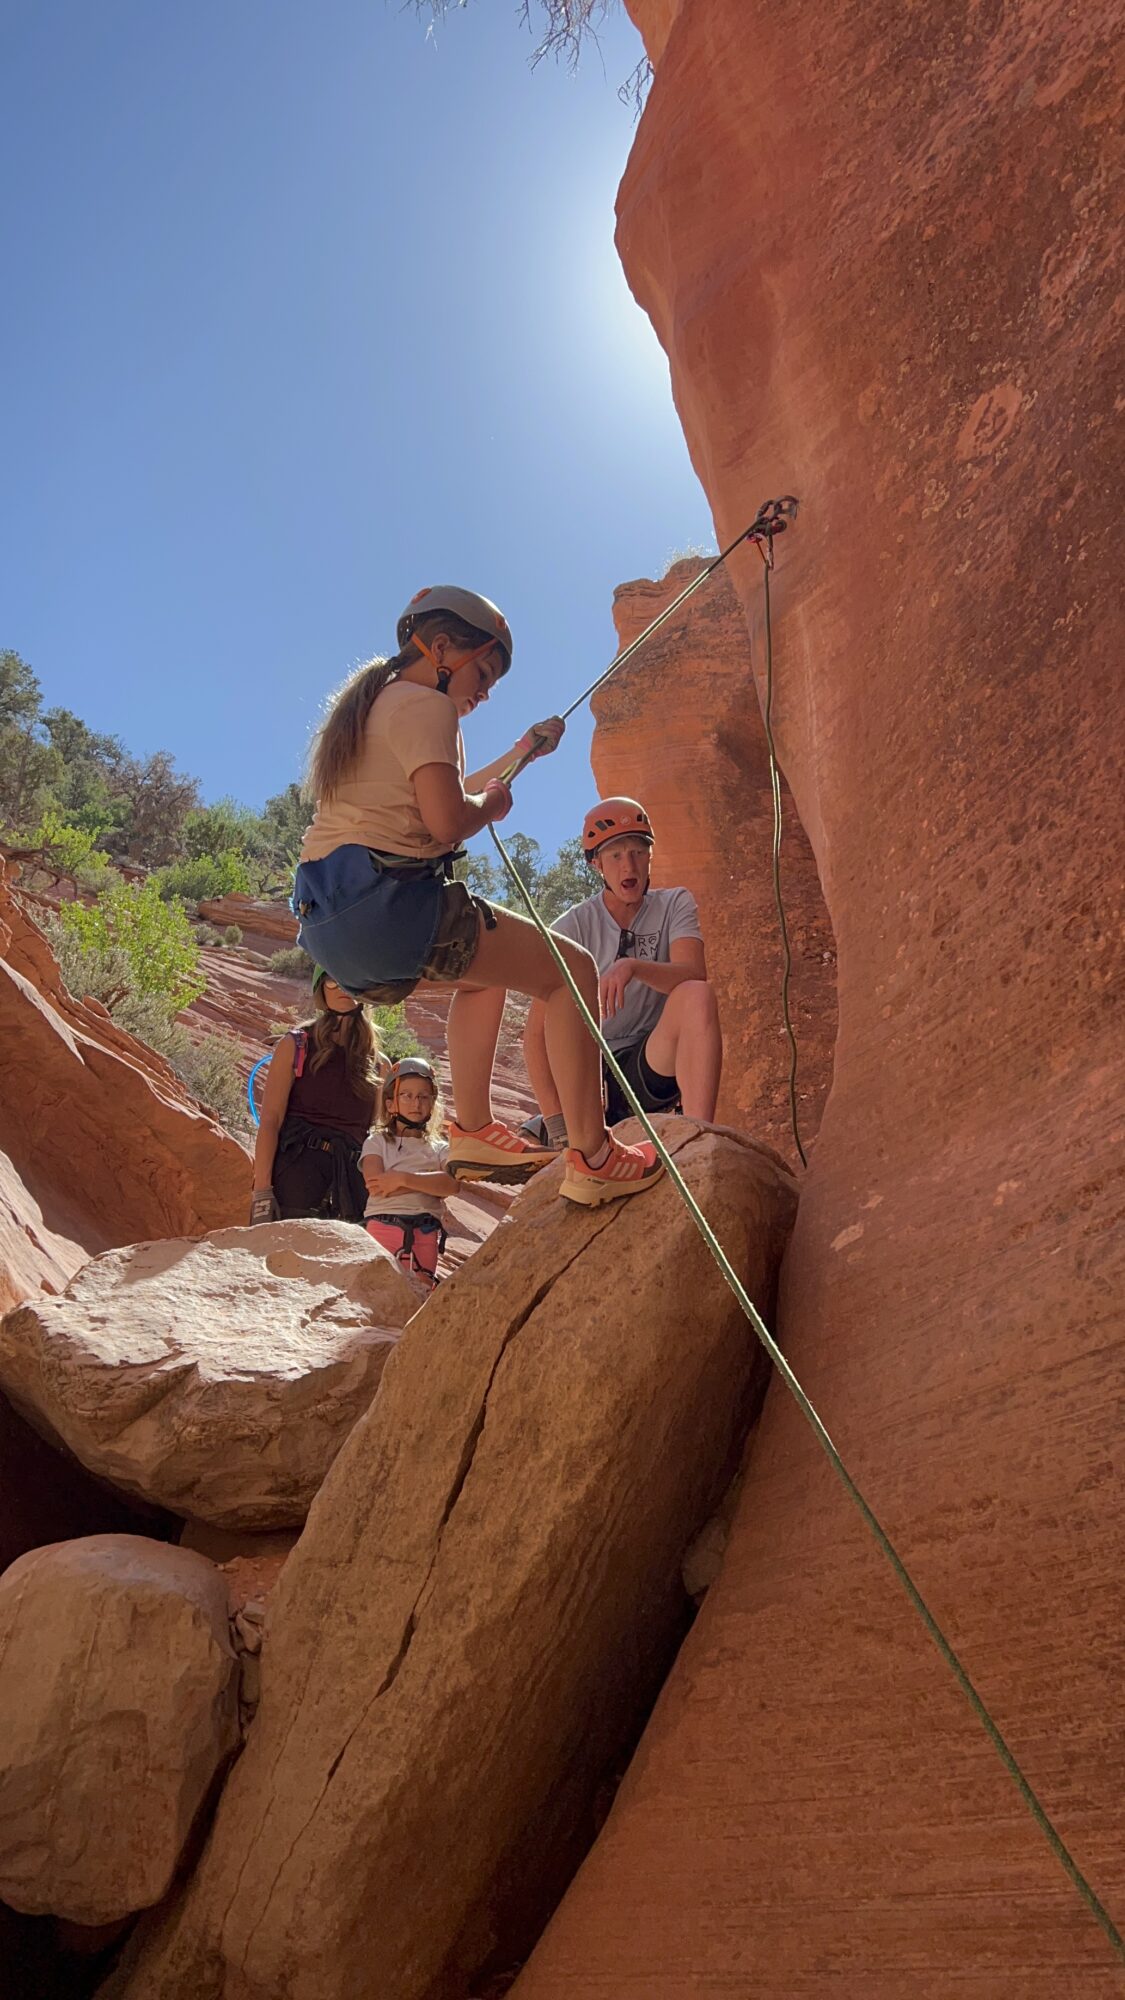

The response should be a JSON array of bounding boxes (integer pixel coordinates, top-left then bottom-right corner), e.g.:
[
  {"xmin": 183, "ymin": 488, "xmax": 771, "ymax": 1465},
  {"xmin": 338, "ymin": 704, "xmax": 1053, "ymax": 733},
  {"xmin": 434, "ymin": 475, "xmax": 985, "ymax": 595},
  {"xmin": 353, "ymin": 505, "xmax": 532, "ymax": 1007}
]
[{"xmin": 604, "ymin": 1036, "xmax": 681, "ymax": 1126}]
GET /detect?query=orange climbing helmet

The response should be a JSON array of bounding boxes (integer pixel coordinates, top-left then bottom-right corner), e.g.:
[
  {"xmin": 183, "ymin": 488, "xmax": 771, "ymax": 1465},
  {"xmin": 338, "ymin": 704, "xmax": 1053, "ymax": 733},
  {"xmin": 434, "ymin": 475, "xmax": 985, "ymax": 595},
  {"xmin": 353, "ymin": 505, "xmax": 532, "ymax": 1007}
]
[
  {"xmin": 581, "ymin": 798, "xmax": 654, "ymax": 861},
  {"xmin": 396, "ymin": 587, "xmax": 513, "ymax": 669}
]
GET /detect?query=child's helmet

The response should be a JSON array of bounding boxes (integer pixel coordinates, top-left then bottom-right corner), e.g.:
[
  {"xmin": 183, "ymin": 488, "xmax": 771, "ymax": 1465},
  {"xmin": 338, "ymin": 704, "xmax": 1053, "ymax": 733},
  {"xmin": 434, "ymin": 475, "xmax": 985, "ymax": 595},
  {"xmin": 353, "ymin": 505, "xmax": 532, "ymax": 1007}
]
[
  {"xmin": 581, "ymin": 799, "xmax": 654, "ymax": 861},
  {"xmin": 397, "ymin": 587, "xmax": 512, "ymax": 668},
  {"xmin": 387, "ymin": 1056, "xmax": 437, "ymax": 1089}
]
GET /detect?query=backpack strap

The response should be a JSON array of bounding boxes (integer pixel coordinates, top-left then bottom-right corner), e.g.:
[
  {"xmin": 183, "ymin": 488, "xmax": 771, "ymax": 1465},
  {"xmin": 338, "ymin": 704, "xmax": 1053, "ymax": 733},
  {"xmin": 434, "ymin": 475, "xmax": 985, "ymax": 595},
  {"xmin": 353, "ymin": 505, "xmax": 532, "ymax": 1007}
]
[{"xmin": 291, "ymin": 1027, "xmax": 308, "ymax": 1079}]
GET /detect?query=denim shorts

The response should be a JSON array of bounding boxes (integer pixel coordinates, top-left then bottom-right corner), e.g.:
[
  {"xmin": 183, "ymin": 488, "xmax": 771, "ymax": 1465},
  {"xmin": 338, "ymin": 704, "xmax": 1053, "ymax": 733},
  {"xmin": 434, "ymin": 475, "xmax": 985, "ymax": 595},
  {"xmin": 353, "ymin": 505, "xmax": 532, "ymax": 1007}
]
[{"xmin": 292, "ymin": 846, "xmax": 487, "ymax": 1005}]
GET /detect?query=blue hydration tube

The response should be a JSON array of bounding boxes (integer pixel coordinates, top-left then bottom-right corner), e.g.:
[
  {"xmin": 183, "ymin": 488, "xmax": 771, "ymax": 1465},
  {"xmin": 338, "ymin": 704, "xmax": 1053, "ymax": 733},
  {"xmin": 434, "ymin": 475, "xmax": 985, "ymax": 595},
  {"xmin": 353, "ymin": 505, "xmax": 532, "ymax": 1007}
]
[{"xmin": 247, "ymin": 1054, "xmax": 271, "ymax": 1127}]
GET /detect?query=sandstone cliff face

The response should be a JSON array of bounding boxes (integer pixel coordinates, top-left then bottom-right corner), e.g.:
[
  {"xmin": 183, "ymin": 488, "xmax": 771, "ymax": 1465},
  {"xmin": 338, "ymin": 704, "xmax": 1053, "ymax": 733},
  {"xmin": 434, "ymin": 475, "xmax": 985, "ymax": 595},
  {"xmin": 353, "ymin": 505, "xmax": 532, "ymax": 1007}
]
[
  {"xmin": 594, "ymin": 560, "xmax": 836, "ymax": 1160},
  {"xmin": 0, "ymin": 863, "xmax": 248, "ymax": 1306},
  {"xmin": 514, "ymin": 0, "xmax": 1125, "ymax": 1992}
]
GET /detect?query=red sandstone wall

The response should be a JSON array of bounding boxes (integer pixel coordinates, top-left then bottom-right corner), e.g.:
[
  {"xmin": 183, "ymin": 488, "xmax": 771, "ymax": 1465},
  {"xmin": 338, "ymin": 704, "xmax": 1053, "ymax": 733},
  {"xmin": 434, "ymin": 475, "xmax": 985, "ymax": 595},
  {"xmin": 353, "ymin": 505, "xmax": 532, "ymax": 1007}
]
[
  {"xmin": 592, "ymin": 559, "xmax": 836, "ymax": 1162},
  {"xmin": 515, "ymin": 0, "xmax": 1125, "ymax": 1992}
]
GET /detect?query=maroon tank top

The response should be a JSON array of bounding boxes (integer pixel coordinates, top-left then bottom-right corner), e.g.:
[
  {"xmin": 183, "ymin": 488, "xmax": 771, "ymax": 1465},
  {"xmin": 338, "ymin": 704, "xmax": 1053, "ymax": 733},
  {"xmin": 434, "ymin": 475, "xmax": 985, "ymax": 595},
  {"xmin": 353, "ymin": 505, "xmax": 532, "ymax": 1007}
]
[{"xmin": 284, "ymin": 1034, "xmax": 377, "ymax": 1143}]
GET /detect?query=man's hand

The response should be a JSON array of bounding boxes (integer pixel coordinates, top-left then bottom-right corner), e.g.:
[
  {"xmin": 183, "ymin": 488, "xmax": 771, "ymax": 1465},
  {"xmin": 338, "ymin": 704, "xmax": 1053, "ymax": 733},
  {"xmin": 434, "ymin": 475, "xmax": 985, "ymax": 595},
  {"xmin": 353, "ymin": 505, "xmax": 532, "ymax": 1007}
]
[
  {"xmin": 600, "ymin": 958, "xmax": 638, "ymax": 1022},
  {"xmin": 513, "ymin": 716, "xmax": 565, "ymax": 765},
  {"xmin": 364, "ymin": 1169, "xmax": 405, "ymax": 1200},
  {"xmin": 249, "ymin": 1189, "xmax": 280, "ymax": 1225}
]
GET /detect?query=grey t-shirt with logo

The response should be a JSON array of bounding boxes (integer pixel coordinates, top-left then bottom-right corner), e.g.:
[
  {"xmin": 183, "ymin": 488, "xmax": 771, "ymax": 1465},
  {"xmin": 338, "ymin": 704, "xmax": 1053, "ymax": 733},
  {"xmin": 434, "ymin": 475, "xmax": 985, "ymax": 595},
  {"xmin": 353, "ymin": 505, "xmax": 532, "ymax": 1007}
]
[{"xmin": 552, "ymin": 887, "xmax": 702, "ymax": 1053}]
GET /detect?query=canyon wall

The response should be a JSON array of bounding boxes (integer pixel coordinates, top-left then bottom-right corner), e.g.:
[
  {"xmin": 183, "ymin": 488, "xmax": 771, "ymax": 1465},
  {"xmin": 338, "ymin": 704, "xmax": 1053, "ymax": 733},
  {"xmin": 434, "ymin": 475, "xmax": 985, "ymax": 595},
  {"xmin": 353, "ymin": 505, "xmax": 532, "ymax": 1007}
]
[
  {"xmin": 515, "ymin": 0, "xmax": 1125, "ymax": 1993},
  {"xmin": 0, "ymin": 863, "xmax": 248, "ymax": 1308},
  {"xmin": 594, "ymin": 559, "xmax": 836, "ymax": 1160}
]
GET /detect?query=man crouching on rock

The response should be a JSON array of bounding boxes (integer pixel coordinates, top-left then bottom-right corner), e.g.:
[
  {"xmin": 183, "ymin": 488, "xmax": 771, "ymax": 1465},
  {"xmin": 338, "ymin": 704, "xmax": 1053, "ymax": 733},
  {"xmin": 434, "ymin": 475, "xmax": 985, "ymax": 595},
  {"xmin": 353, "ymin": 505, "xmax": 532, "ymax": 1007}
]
[{"xmin": 524, "ymin": 798, "xmax": 722, "ymax": 1142}]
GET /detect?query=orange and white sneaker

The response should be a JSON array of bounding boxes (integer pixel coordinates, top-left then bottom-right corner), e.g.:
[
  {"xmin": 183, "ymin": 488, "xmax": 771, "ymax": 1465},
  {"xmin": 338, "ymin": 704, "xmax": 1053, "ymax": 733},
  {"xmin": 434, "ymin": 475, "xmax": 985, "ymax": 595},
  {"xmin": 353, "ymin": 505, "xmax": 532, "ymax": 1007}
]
[
  {"xmin": 560, "ymin": 1135, "xmax": 665, "ymax": 1208},
  {"xmin": 447, "ymin": 1119, "xmax": 557, "ymax": 1185}
]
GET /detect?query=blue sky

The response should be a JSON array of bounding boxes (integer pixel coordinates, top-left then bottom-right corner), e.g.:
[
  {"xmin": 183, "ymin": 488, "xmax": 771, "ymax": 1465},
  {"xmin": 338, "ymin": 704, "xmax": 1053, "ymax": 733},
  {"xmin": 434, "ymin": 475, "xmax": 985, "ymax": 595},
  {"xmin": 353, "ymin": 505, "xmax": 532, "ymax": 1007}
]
[{"xmin": 0, "ymin": 1, "xmax": 713, "ymax": 859}]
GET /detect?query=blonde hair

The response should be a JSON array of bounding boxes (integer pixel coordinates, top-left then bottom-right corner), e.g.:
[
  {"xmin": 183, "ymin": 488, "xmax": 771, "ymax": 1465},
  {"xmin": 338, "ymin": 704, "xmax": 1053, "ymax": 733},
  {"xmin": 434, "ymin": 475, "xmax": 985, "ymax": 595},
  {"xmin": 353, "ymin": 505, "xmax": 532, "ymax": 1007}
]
[
  {"xmin": 308, "ymin": 611, "xmax": 504, "ymax": 805},
  {"xmin": 377, "ymin": 1069, "xmax": 445, "ymax": 1146}
]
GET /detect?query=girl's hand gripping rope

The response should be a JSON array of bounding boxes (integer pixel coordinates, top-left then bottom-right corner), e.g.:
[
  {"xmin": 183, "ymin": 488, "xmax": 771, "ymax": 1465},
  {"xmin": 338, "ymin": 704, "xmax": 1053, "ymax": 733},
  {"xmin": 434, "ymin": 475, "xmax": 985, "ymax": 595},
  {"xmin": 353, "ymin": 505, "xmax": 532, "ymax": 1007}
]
[{"xmin": 501, "ymin": 715, "xmax": 565, "ymax": 784}]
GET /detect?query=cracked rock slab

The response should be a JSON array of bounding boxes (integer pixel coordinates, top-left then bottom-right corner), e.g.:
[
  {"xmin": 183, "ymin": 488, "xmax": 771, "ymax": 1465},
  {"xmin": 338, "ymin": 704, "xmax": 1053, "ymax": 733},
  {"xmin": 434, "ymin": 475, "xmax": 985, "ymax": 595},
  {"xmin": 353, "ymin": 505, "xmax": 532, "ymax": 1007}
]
[
  {"xmin": 0, "ymin": 1534, "xmax": 239, "ymax": 1925},
  {"xmin": 0, "ymin": 1221, "xmax": 416, "ymax": 1531},
  {"xmin": 103, "ymin": 1121, "xmax": 796, "ymax": 2000}
]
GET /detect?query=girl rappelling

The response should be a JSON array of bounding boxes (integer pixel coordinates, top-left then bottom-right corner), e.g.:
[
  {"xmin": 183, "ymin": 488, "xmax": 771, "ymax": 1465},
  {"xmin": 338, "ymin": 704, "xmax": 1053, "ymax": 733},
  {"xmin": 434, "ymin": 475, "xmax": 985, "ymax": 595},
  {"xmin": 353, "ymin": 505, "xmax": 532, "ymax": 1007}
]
[{"xmin": 292, "ymin": 586, "xmax": 664, "ymax": 1206}]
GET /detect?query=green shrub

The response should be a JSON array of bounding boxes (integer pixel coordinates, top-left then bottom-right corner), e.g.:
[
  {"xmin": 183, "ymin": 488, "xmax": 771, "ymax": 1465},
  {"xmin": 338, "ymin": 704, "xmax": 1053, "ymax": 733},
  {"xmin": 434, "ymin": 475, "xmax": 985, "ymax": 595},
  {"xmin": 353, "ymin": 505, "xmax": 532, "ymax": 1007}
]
[
  {"xmin": 269, "ymin": 946, "xmax": 312, "ymax": 978},
  {"xmin": 33, "ymin": 807, "xmax": 98, "ymax": 876},
  {"xmin": 74, "ymin": 853, "xmax": 118, "ymax": 894},
  {"xmin": 48, "ymin": 920, "xmax": 247, "ymax": 1131},
  {"xmin": 57, "ymin": 879, "xmax": 204, "ymax": 1011},
  {"xmin": 153, "ymin": 850, "xmax": 251, "ymax": 904},
  {"xmin": 372, "ymin": 1003, "xmax": 423, "ymax": 1064},
  {"xmin": 223, "ymin": 924, "xmax": 243, "ymax": 946},
  {"xmin": 195, "ymin": 923, "xmax": 224, "ymax": 947}
]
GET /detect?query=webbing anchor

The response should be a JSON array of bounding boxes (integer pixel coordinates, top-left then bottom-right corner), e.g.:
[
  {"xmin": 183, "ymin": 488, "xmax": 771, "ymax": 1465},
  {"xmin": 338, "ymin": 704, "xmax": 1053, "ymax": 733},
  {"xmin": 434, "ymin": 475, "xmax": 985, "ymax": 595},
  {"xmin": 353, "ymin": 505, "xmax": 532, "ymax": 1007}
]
[{"xmin": 745, "ymin": 495, "xmax": 799, "ymax": 564}]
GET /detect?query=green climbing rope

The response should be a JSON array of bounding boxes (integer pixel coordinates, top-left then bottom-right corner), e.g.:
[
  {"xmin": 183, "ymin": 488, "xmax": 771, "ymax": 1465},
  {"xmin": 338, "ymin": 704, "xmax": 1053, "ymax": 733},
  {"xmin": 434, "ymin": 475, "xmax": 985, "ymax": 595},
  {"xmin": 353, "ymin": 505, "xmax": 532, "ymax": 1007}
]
[
  {"xmin": 487, "ymin": 819, "xmax": 1125, "ymax": 1972},
  {"xmin": 758, "ymin": 541, "xmax": 807, "ymax": 1167}
]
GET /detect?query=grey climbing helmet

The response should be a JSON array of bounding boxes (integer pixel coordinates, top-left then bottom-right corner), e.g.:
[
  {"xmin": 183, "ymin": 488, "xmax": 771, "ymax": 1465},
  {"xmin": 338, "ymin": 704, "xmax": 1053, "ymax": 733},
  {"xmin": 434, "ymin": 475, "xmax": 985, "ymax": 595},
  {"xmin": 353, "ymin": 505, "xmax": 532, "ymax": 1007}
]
[{"xmin": 397, "ymin": 586, "xmax": 513, "ymax": 669}]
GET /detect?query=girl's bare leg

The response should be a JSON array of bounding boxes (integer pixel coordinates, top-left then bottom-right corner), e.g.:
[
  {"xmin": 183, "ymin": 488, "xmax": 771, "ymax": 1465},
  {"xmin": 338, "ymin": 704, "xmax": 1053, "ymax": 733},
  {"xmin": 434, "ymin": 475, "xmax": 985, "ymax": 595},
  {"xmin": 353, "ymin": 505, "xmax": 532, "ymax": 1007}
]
[
  {"xmin": 445, "ymin": 983, "xmax": 506, "ymax": 1133},
  {"xmin": 450, "ymin": 909, "xmax": 606, "ymax": 1159}
]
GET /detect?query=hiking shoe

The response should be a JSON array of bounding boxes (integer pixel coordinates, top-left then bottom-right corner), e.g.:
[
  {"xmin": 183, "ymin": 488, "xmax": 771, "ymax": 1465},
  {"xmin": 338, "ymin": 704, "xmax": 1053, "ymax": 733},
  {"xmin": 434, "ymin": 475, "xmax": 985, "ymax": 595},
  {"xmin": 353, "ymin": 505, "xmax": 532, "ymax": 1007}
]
[
  {"xmin": 560, "ymin": 1135, "xmax": 665, "ymax": 1208},
  {"xmin": 447, "ymin": 1120, "xmax": 557, "ymax": 1185}
]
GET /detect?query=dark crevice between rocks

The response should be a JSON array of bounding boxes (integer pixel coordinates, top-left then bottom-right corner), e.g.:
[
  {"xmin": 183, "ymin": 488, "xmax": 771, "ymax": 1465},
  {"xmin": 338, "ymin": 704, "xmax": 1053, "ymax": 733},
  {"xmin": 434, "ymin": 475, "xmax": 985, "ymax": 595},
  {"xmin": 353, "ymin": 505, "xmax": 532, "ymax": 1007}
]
[{"xmin": 0, "ymin": 1901, "xmax": 132, "ymax": 2000}]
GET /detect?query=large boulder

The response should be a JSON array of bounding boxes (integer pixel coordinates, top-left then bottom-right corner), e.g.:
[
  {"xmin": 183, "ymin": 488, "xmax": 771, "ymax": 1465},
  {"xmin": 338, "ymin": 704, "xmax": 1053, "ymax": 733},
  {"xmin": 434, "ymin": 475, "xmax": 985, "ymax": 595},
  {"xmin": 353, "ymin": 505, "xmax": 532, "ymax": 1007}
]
[
  {"xmin": 507, "ymin": 0, "xmax": 1125, "ymax": 1992},
  {"xmin": 0, "ymin": 1535, "xmax": 239, "ymax": 1925},
  {"xmin": 101, "ymin": 1121, "xmax": 796, "ymax": 2000},
  {"xmin": 0, "ymin": 1221, "xmax": 416, "ymax": 1531}
]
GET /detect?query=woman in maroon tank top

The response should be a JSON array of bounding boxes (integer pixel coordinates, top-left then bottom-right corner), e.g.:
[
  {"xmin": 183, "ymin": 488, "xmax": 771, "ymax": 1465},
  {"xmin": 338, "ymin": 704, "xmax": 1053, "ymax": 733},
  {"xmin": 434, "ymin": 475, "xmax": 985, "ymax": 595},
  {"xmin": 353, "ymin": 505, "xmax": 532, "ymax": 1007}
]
[{"xmin": 250, "ymin": 969, "xmax": 387, "ymax": 1223}]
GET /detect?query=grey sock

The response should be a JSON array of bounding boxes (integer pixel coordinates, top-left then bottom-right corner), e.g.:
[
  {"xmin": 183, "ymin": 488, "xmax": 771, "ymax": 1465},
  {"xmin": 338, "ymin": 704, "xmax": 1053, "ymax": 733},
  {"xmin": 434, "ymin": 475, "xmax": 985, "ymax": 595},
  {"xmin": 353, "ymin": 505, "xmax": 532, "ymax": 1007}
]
[{"xmin": 544, "ymin": 1113, "xmax": 569, "ymax": 1149}]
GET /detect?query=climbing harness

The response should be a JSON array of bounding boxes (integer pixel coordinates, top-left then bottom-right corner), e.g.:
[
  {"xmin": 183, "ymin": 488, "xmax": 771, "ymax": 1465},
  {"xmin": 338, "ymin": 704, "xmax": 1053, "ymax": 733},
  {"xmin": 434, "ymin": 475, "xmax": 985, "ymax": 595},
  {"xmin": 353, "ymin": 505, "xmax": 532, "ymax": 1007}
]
[{"xmin": 484, "ymin": 496, "xmax": 1124, "ymax": 1968}]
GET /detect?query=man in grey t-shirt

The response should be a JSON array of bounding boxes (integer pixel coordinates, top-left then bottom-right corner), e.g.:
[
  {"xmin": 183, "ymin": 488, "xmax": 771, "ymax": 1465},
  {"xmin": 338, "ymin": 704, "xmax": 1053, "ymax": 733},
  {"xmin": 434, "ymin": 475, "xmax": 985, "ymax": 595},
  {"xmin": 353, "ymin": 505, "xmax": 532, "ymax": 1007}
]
[{"xmin": 524, "ymin": 797, "xmax": 722, "ymax": 1135}]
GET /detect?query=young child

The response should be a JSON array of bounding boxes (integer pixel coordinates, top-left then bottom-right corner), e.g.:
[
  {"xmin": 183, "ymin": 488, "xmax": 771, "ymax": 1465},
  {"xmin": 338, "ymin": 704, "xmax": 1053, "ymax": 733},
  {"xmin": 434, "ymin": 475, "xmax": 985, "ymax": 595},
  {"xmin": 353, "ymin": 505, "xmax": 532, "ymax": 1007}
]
[
  {"xmin": 293, "ymin": 585, "xmax": 663, "ymax": 1207},
  {"xmin": 361, "ymin": 1056, "xmax": 455, "ymax": 1290}
]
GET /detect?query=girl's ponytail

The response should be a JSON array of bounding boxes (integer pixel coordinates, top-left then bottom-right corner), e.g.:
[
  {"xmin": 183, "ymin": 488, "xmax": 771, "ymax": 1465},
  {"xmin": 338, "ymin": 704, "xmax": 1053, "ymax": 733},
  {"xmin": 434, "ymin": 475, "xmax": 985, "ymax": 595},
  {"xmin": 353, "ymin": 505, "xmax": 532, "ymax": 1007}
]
[
  {"xmin": 308, "ymin": 608, "xmax": 500, "ymax": 805},
  {"xmin": 307, "ymin": 653, "xmax": 408, "ymax": 804}
]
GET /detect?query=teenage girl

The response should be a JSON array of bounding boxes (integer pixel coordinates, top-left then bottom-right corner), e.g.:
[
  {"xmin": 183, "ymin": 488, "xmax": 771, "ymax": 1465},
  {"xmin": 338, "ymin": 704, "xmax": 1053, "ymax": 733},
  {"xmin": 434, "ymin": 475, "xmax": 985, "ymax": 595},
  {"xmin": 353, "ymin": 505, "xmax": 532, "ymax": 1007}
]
[
  {"xmin": 361, "ymin": 1055, "xmax": 455, "ymax": 1289},
  {"xmin": 250, "ymin": 967, "xmax": 385, "ymax": 1223},
  {"xmin": 293, "ymin": 585, "xmax": 663, "ymax": 1206}
]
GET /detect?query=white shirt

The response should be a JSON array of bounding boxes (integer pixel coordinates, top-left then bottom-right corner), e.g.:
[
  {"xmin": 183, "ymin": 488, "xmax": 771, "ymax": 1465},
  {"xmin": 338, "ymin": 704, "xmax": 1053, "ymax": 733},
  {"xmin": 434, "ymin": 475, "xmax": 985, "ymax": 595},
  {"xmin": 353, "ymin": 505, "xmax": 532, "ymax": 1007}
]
[
  {"xmin": 360, "ymin": 1127, "xmax": 449, "ymax": 1218},
  {"xmin": 552, "ymin": 886, "xmax": 702, "ymax": 1052}
]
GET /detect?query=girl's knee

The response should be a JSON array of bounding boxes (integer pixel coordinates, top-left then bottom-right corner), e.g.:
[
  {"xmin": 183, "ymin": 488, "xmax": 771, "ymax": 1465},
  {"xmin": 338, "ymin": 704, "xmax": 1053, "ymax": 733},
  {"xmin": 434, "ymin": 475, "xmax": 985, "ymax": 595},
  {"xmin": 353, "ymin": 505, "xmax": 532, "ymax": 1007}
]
[{"xmin": 556, "ymin": 938, "xmax": 598, "ymax": 998}]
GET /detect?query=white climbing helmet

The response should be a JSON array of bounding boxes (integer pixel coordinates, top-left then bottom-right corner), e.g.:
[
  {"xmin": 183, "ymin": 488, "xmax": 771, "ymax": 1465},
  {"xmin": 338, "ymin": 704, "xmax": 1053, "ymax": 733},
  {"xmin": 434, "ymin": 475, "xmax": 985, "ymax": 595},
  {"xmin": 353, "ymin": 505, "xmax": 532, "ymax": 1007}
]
[{"xmin": 396, "ymin": 586, "xmax": 512, "ymax": 668}]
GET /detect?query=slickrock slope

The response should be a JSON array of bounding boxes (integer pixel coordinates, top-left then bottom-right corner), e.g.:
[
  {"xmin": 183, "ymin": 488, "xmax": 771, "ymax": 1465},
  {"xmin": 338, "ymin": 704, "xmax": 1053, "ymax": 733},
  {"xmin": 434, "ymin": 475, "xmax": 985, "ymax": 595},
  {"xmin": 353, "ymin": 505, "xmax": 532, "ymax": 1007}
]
[
  {"xmin": 595, "ymin": 560, "xmax": 836, "ymax": 1159},
  {"xmin": 513, "ymin": 1, "xmax": 1125, "ymax": 1993},
  {"xmin": 103, "ymin": 1123, "xmax": 795, "ymax": 2000},
  {"xmin": 0, "ymin": 864, "xmax": 247, "ymax": 1302}
]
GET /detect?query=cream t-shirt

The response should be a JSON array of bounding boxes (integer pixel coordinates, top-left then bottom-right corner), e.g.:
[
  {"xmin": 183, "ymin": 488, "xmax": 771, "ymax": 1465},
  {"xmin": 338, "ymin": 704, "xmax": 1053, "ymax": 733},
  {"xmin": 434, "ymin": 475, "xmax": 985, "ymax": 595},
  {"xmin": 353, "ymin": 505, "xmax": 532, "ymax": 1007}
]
[{"xmin": 300, "ymin": 681, "xmax": 465, "ymax": 862}]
